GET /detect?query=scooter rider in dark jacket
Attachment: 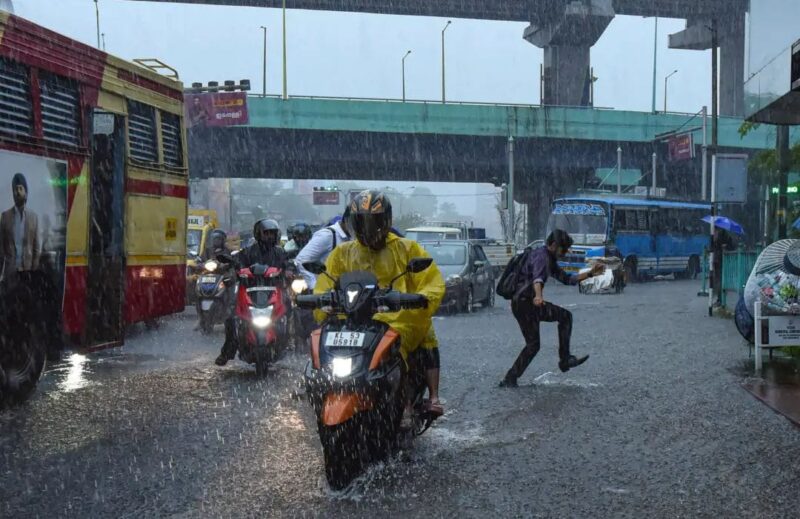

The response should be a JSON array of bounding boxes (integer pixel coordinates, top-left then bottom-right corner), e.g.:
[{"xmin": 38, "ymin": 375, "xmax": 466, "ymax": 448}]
[
  {"xmin": 215, "ymin": 218, "xmax": 289, "ymax": 366},
  {"xmin": 201, "ymin": 229, "xmax": 231, "ymax": 261}
]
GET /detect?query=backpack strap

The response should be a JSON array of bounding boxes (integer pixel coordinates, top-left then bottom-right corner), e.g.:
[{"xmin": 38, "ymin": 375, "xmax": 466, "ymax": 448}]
[{"xmin": 328, "ymin": 226, "xmax": 337, "ymax": 249}]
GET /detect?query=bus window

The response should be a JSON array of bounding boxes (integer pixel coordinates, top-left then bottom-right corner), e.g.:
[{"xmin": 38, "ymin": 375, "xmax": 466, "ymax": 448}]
[
  {"xmin": 128, "ymin": 100, "xmax": 158, "ymax": 164},
  {"xmin": 616, "ymin": 209, "xmax": 649, "ymax": 232},
  {"xmin": 161, "ymin": 111, "xmax": 184, "ymax": 169}
]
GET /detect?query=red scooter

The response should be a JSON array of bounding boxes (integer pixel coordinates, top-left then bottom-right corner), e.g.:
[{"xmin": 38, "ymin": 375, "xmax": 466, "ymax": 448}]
[{"xmin": 229, "ymin": 261, "xmax": 292, "ymax": 376}]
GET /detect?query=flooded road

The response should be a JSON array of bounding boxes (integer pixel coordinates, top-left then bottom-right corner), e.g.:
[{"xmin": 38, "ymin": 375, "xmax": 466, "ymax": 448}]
[{"xmin": 3, "ymin": 280, "xmax": 800, "ymax": 517}]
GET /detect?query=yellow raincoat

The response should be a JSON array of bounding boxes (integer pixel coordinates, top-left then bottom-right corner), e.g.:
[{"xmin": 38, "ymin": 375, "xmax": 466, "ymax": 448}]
[{"xmin": 314, "ymin": 233, "xmax": 445, "ymax": 358}]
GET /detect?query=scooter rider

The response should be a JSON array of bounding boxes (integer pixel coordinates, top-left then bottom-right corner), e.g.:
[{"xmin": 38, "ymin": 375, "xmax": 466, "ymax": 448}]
[
  {"xmin": 295, "ymin": 207, "xmax": 352, "ymax": 290},
  {"xmin": 314, "ymin": 190, "xmax": 446, "ymax": 423},
  {"xmin": 215, "ymin": 218, "xmax": 289, "ymax": 366},
  {"xmin": 285, "ymin": 223, "xmax": 313, "ymax": 260},
  {"xmin": 201, "ymin": 229, "xmax": 230, "ymax": 261}
]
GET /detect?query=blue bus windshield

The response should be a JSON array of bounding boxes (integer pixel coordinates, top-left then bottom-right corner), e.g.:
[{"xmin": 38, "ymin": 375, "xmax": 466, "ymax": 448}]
[{"xmin": 547, "ymin": 202, "xmax": 608, "ymax": 245}]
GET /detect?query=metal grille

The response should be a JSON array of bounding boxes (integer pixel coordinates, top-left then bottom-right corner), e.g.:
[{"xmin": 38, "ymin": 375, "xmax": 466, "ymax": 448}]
[
  {"xmin": 161, "ymin": 111, "xmax": 183, "ymax": 167},
  {"xmin": 128, "ymin": 101, "xmax": 158, "ymax": 163},
  {"xmin": 39, "ymin": 74, "xmax": 80, "ymax": 147},
  {"xmin": 0, "ymin": 58, "xmax": 33, "ymax": 137}
]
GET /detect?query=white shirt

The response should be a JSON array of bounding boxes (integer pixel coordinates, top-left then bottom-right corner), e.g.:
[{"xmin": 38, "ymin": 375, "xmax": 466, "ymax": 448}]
[
  {"xmin": 295, "ymin": 222, "xmax": 350, "ymax": 289},
  {"xmin": 13, "ymin": 206, "xmax": 24, "ymax": 269}
]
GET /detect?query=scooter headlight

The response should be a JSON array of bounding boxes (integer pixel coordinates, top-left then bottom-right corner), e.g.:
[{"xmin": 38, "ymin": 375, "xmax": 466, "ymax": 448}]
[
  {"xmin": 204, "ymin": 260, "xmax": 218, "ymax": 272},
  {"xmin": 250, "ymin": 305, "xmax": 274, "ymax": 328},
  {"xmin": 291, "ymin": 279, "xmax": 308, "ymax": 294},
  {"xmin": 331, "ymin": 357, "xmax": 353, "ymax": 378}
]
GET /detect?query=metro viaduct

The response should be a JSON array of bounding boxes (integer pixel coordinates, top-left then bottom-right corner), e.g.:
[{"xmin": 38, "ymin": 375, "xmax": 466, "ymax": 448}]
[
  {"xmin": 188, "ymin": 96, "xmax": 794, "ymax": 239},
  {"xmin": 135, "ymin": 0, "xmax": 749, "ymax": 116}
]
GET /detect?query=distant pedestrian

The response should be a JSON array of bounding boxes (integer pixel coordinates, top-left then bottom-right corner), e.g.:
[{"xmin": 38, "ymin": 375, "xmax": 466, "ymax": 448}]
[{"xmin": 499, "ymin": 229, "xmax": 604, "ymax": 387}]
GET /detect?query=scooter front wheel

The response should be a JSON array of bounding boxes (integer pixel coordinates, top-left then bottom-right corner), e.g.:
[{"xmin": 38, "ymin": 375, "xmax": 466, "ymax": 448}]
[{"xmin": 319, "ymin": 422, "xmax": 362, "ymax": 490}]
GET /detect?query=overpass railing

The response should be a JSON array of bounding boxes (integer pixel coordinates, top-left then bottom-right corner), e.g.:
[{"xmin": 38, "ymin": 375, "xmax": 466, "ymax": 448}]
[{"xmin": 246, "ymin": 93, "xmax": 620, "ymax": 110}]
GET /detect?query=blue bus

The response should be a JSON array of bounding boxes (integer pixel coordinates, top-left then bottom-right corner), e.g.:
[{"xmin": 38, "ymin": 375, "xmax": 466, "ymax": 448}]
[{"xmin": 546, "ymin": 195, "xmax": 711, "ymax": 281}]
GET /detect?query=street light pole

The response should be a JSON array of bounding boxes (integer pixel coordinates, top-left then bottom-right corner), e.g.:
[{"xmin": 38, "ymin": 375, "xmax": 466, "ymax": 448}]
[
  {"xmin": 617, "ymin": 145, "xmax": 622, "ymax": 194},
  {"xmin": 709, "ymin": 18, "xmax": 719, "ymax": 314},
  {"xmin": 663, "ymin": 69, "xmax": 677, "ymax": 112},
  {"xmin": 441, "ymin": 20, "xmax": 451, "ymax": 104},
  {"xmin": 282, "ymin": 0, "xmax": 287, "ymax": 100},
  {"xmin": 94, "ymin": 0, "xmax": 101, "ymax": 49},
  {"xmin": 402, "ymin": 50, "xmax": 411, "ymax": 102},
  {"xmin": 260, "ymin": 26, "xmax": 267, "ymax": 97},
  {"xmin": 507, "ymin": 136, "xmax": 515, "ymax": 244},
  {"xmin": 651, "ymin": 16, "xmax": 658, "ymax": 113},
  {"xmin": 701, "ymin": 105, "xmax": 708, "ymax": 200},
  {"xmin": 652, "ymin": 151, "xmax": 657, "ymax": 192}
]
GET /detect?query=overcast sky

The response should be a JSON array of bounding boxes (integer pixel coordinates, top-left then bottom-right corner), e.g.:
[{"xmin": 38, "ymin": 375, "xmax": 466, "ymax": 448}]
[
  {"xmin": 8, "ymin": 0, "xmax": 716, "ymax": 236},
  {"xmin": 14, "ymin": 0, "xmax": 712, "ymax": 112}
]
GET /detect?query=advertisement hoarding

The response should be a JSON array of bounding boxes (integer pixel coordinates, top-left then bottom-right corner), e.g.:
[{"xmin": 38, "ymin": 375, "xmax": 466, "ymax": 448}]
[
  {"xmin": 0, "ymin": 149, "xmax": 68, "ymax": 306},
  {"xmin": 668, "ymin": 134, "xmax": 694, "ymax": 161},
  {"xmin": 313, "ymin": 190, "xmax": 340, "ymax": 205},
  {"xmin": 185, "ymin": 92, "xmax": 249, "ymax": 127}
]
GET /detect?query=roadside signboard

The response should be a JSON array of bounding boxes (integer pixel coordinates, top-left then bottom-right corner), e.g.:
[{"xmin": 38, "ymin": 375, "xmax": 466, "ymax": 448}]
[
  {"xmin": 313, "ymin": 190, "xmax": 340, "ymax": 205},
  {"xmin": 668, "ymin": 133, "xmax": 694, "ymax": 161},
  {"xmin": 185, "ymin": 92, "xmax": 249, "ymax": 127},
  {"xmin": 714, "ymin": 153, "xmax": 748, "ymax": 203}
]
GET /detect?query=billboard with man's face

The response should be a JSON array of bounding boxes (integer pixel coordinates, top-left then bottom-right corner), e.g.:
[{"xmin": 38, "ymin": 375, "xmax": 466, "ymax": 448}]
[
  {"xmin": 185, "ymin": 92, "xmax": 249, "ymax": 128},
  {"xmin": 0, "ymin": 149, "xmax": 68, "ymax": 304}
]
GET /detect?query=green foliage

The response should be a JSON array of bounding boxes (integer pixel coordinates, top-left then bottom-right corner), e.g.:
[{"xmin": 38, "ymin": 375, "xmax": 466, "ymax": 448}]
[{"xmin": 738, "ymin": 120, "xmax": 761, "ymax": 138}]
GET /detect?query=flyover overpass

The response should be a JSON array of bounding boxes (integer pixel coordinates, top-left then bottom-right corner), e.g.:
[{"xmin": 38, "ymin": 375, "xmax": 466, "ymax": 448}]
[
  {"xmin": 188, "ymin": 96, "xmax": 794, "ymax": 237},
  {"xmin": 134, "ymin": 0, "xmax": 747, "ymax": 114}
]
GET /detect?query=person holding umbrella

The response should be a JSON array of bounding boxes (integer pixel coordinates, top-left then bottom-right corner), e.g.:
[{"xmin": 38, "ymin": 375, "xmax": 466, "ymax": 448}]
[{"xmin": 702, "ymin": 215, "xmax": 744, "ymax": 305}]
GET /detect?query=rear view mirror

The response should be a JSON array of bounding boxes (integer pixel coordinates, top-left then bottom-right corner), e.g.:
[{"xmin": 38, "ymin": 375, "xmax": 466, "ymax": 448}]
[
  {"xmin": 407, "ymin": 257, "xmax": 433, "ymax": 273},
  {"xmin": 473, "ymin": 260, "xmax": 486, "ymax": 269},
  {"xmin": 303, "ymin": 262, "xmax": 327, "ymax": 275}
]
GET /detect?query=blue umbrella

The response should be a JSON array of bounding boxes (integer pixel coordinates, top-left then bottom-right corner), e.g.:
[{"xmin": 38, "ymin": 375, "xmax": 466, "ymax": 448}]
[
  {"xmin": 792, "ymin": 217, "xmax": 800, "ymax": 230},
  {"xmin": 701, "ymin": 215, "xmax": 744, "ymax": 235}
]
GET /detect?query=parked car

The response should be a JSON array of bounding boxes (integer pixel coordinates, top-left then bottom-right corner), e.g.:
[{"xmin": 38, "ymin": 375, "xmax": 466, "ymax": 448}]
[{"xmin": 419, "ymin": 240, "xmax": 495, "ymax": 313}]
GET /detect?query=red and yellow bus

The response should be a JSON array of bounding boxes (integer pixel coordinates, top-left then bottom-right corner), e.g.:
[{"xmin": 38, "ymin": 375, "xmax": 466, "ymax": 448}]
[{"xmin": 0, "ymin": 12, "xmax": 188, "ymax": 350}]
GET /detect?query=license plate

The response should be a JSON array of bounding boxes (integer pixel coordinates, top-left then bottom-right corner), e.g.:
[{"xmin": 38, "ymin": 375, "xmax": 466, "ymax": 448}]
[
  {"xmin": 200, "ymin": 300, "xmax": 213, "ymax": 311},
  {"xmin": 201, "ymin": 276, "xmax": 217, "ymax": 283},
  {"xmin": 325, "ymin": 332, "xmax": 365, "ymax": 347}
]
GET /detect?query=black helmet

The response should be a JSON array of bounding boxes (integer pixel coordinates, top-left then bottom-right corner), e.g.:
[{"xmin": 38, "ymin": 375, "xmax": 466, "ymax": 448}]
[
  {"xmin": 254, "ymin": 218, "xmax": 280, "ymax": 247},
  {"xmin": 348, "ymin": 189, "xmax": 392, "ymax": 251},
  {"xmin": 209, "ymin": 229, "xmax": 227, "ymax": 250},
  {"xmin": 292, "ymin": 223, "xmax": 312, "ymax": 245}
]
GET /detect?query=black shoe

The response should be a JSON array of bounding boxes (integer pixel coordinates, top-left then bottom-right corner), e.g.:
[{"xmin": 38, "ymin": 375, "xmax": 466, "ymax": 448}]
[
  {"xmin": 499, "ymin": 377, "xmax": 518, "ymax": 388},
  {"xmin": 559, "ymin": 354, "xmax": 589, "ymax": 373},
  {"xmin": 214, "ymin": 354, "xmax": 229, "ymax": 366}
]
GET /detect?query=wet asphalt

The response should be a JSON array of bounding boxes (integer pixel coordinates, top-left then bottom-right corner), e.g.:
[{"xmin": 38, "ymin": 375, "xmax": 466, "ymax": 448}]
[{"xmin": 2, "ymin": 279, "xmax": 800, "ymax": 518}]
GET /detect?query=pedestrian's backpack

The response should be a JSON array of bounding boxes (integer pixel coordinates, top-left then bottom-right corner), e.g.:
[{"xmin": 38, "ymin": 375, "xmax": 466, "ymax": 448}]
[{"xmin": 496, "ymin": 247, "xmax": 533, "ymax": 300}]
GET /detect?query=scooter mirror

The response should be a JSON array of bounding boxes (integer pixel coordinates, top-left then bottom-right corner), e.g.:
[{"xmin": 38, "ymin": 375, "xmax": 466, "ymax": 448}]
[
  {"xmin": 303, "ymin": 262, "xmax": 327, "ymax": 275},
  {"xmin": 407, "ymin": 257, "xmax": 433, "ymax": 273}
]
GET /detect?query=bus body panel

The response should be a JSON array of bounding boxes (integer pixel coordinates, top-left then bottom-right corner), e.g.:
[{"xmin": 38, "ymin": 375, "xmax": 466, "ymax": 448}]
[
  {"xmin": 549, "ymin": 196, "xmax": 710, "ymax": 276},
  {"xmin": 0, "ymin": 13, "xmax": 188, "ymax": 346}
]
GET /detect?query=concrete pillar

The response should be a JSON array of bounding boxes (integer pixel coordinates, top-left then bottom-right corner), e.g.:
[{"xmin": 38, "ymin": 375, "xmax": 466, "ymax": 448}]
[
  {"xmin": 719, "ymin": 15, "xmax": 745, "ymax": 116},
  {"xmin": 524, "ymin": 0, "xmax": 614, "ymax": 107},
  {"xmin": 668, "ymin": 11, "xmax": 746, "ymax": 116},
  {"xmin": 542, "ymin": 45, "xmax": 592, "ymax": 106}
]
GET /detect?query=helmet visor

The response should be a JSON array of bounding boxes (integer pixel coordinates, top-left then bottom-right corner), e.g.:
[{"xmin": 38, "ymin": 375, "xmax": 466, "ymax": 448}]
[{"xmin": 352, "ymin": 213, "xmax": 390, "ymax": 250}]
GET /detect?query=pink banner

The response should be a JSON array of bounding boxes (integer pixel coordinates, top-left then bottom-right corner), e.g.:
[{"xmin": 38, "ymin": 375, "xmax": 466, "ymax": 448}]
[{"xmin": 185, "ymin": 92, "xmax": 249, "ymax": 127}]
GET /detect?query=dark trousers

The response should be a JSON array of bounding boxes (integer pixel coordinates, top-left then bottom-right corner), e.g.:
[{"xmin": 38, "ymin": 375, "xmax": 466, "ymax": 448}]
[{"xmin": 505, "ymin": 298, "xmax": 573, "ymax": 380}]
